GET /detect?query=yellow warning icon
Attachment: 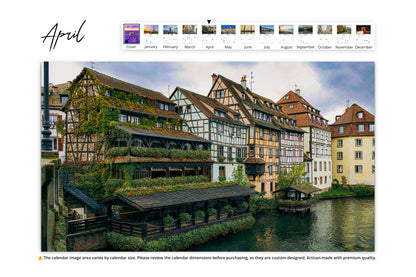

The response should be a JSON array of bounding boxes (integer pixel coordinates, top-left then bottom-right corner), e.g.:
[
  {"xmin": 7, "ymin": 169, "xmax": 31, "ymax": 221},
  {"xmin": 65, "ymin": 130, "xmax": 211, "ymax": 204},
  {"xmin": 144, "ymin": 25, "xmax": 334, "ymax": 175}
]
[{"xmin": 39, "ymin": 256, "xmax": 42, "ymax": 260}]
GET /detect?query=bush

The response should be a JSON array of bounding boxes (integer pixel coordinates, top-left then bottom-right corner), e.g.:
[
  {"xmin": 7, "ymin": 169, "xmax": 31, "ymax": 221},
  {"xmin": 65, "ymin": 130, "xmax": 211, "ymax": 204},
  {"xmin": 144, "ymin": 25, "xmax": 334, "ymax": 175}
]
[
  {"xmin": 350, "ymin": 186, "xmax": 374, "ymax": 196},
  {"xmin": 195, "ymin": 210, "xmax": 205, "ymax": 219},
  {"xmin": 208, "ymin": 208, "xmax": 217, "ymax": 216},
  {"xmin": 163, "ymin": 215, "xmax": 175, "ymax": 227},
  {"xmin": 218, "ymin": 176, "xmax": 226, "ymax": 182},
  {"xmin": 129, "ymin": 175, "xmax": 209, "ymax": 188},
  {"xmin": 179, "ymin": 212, "xmax": 191, "ymax": 222},
  {"xmin": 109, "ymin": 147, "xmax": 211, "ymax": 161}
]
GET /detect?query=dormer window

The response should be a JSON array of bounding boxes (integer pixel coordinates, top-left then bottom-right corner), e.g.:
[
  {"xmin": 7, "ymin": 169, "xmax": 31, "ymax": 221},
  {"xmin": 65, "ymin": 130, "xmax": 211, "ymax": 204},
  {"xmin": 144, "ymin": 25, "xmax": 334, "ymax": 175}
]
[
  {"xmin": 138, "ymin": 98, "xmax": 145, "ymax": 105},
  {"xmin": 284, "ymin": 95, "xmax": 289, "ymax": 100},
  {"xmin": 289, "ymin": 104, "xmax": 294, "ymax": 109},
  {"xmin": 60, "ymin": 95, "xmax": 68, "ymax": 104},
  {"xmin": 214, "ymin": 109, "xmax": 226, "ymax": 117},
  {"xmin": 339, "ymin": 126, "xmax": 344, "ymax": 133},
  {"xmin": 357, "ymin": 112, "xmax": 364, "ymax": 119},
  {"xmin": 242, "ymin": 93, "xmax": 246, "ymax": 100},
  {"xmin": 105, "ymin": 90, "xmax": 111, "ymax": 96}
]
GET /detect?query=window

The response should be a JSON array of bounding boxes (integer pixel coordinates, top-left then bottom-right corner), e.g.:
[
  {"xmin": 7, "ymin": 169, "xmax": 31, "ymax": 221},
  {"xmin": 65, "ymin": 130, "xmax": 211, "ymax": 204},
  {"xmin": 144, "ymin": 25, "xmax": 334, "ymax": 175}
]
[
  {"xmin": 284, "ymin": 95, "xmax": 289, "ymax": 100},
  {"xmin": 356, "ymin": 139, "xmax": 362, "ymax": 147},
  {"xmin": 119, "ymin": 114, "xmax": 127, "ymax": 122},
  {"xmin": 372, "ymin": 165, "xmax": 375, "ymax": 173},
  {"xmin": 270, "ymin": 182, "xmax": 274, "ymax": 192},
  {"xmin": 355, "ymin": 151, "xmax": 362, "ymax": 159},
  {"xmin": 369, "ymin": 124, "xmax": 375, "ymax": 132},
  {"xmin": 156, "ymin": 122, "xmax": 162, "ymax": 128},
  {"xmin": 314, "ymin": 177, "xmax": 317, "ymax": 185},
  {"xmin": 269, "ymin": 131, "xmax": 273, "ymax": 141},
  {"xmin": 214, "ymin": 109, "xmax": 226, "ymax": 117},
  {"xmin": 237, "ymin": 148, "xmax": 242, "ymax": 158},
  {"xmin": 372, "ymin": 151, "xmax": 375, "ymax": 160},
  {"xmin": 337, "ymin": 139, "xmax": 343, "ymax": 147},
  {"xmin": 319, "ymin": 162, "xmax": 322, "ymax": 171},
  {"xmin": 355, "ymin": 165, "xmax": 363, "ymax": 173},
  {"xmin": 289, "ymin": 104, "xmax": 294, "ymax": 109},
  {"xmin": 219, "ymin": 166, "xmax": 226, "ymax": 177},
  {"xmin": 325, "ymin": 176, "xmax": 327, "ymax": 184},
  {"xmin": 276, "ymin": 149, "xmax": 279, "ymax": 158},
  {"xmin": 242, "ymin": 93, "xmax": 246, "ymax": 100},
  {"xmin": 337, "ymin": 165, "xmax": 343, "ymax": 173},
  {"xmin": 269, "ymin": 148, "xmax": 273, "ymax": 158},
  {"xmin": 357, "ymin": 112, "xmax": 363, "ymax": 119},
  {"xmin": 234, "ymin": 114, "xmax": 239, "ymax": 120},
  {"xmin": 60, "ymin": 96, "xmax": 68, "ymax": 104},
  {"xmin": 217, "ymin": 145, "xmax": 224, "ymax": 157},
  {"xmin": 259, "ymin": 128, "xmax": 264, "ymax": 139},
  {"xmin": 275, "ymin": 165, "xmax": 279, "ymax": 173},
  {"xmin": 314, "ymin": 161, "xmax": 317, "ymax": 171},
  {"xmin": 186, "ymin": 105, "xmax": 191, "ymax": 113},
  {"xmin": 218, "ymin": 123, "xmax": 224, "ymax": 135},
  {"xmin": 339, "ymin": 126, "xmax": 344, "ymax": 133},
  {"xmin": 261, "ymin": 183, "xmax": 265, "ymax": 192},
  {"xmin": 249, "ymin": 126, "xmax": 254, "ymax": 139},
  {"xmin": 337, "ymin": 152, "xmax": 343, "ymax": 160},
  {"xmin": 133, "ymin": 117, "xmax": 140, "ymax": 124},
  {"xmin": 320, "ymin": 177, "xmax": 322, "ymax": 184},
  {"xmin": 249, "ymin": 146, "xmax": 255, "ymax": 157},
  {"xmin": 229, "ymin": 127, "xmax": 234, "ymax": 137},
  {"xmin": 259, "ymin": 147, "xmax": 264, "ymax": 158},
  {"xmin": 216, "ymin": 90, "xmax": 225, "ymax": 98},
  {"xmin": 373, "ymin": 138, "xmax": 375, "ymax": 146},
  {"xmin": 236, "ymin": 127, "xmax": 241, "ymax": 137},
  {"xmin": 358, "ymin": 125, "xmax": 364, "ymax": 132},
  {"xmin": 228, "ymin": 147, "xmax": 232, "ymax": 158},
  {"xmin": 269, "ymin": 165, "xmax": 273, "ymax": 175},
  {"xmin": 324, "ymin": 162, "xmax": 327, "ymax": 171}
]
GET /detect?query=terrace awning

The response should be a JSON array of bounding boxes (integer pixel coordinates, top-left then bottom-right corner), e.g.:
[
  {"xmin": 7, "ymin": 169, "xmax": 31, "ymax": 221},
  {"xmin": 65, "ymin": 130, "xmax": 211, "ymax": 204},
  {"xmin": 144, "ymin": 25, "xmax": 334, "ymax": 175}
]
[{"xmin": 100, "ymin": 185, "xmax": 257, "ymax": 211}]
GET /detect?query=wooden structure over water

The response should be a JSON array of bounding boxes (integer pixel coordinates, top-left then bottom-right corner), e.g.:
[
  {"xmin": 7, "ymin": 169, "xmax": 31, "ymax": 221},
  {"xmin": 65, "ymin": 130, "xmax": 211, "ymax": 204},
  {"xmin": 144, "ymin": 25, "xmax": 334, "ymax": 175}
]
[
  {"xmin": 99, "ymin": 185, "xmax": 256, "ymax": 240},
  {"xmin": 275, "ymin": 184, "xmax": 320, "ymax": 214}
]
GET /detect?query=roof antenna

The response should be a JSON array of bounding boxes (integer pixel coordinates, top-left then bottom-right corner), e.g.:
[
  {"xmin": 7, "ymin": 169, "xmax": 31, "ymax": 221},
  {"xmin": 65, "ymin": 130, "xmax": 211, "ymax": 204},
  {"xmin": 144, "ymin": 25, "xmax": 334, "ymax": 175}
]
[{"xmin": 346, "ymin": 99, "xmax": 350, "ymax": 108}]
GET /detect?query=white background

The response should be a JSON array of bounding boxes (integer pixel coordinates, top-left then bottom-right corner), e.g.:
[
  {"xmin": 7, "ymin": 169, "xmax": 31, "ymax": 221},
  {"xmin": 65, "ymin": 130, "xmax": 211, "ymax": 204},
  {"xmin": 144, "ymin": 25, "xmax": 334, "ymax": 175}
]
[{"xmin": 1, "ymin": 0, "xmax": 414, "ymax": 276}]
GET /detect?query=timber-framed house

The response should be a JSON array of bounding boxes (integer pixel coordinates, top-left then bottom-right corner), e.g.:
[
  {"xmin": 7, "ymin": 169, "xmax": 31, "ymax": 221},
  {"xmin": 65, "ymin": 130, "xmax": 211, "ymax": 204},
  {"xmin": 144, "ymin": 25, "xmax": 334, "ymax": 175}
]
[
  {"xmin": 170, "ymin": 87, "xmax": 248, "ymax": 181},
  {"xmin": 207, "ymin": 74, "xmax": 304, "ymax": 197},
  {"xmin": 277, "ymin": 89, "xmax": 332, "ymax": 192},
  {"xmin": 64, "ymin": 68, "xmax": 213, "ymax": 180}
]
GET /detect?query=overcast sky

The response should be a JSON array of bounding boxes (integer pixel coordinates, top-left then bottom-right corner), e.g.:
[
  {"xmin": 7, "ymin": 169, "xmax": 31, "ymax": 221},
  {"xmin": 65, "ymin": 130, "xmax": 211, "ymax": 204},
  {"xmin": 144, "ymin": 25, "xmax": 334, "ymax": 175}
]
[{"xmin": 48, "ymin": 61, "xmax": 375, "ymax": 124}]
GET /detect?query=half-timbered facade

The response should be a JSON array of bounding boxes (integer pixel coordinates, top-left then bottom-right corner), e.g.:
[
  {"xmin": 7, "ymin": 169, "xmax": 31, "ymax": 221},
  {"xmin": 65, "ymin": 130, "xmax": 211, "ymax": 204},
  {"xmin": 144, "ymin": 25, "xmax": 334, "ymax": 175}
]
[
  {"xmin": 64, "ymin": 68, "xmax": 213, "ymax": 179},
  {"xmin": 277, "ymin": 89, "xmax": 332, "ymax": 192},
  {"xmin": 170, "ymin": 87, "xmax": 248, "ymax": 181},
  {"xmin": 207, "ymin": 74, "xmax": 304, "ymax": 197}
]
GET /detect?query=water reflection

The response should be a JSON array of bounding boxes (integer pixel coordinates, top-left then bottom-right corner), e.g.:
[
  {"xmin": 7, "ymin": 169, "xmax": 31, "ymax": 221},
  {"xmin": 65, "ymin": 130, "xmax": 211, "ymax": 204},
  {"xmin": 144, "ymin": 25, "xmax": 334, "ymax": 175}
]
[{"xmin": 187, "ymin": 197, "xmax": 374, "ymax": 252}]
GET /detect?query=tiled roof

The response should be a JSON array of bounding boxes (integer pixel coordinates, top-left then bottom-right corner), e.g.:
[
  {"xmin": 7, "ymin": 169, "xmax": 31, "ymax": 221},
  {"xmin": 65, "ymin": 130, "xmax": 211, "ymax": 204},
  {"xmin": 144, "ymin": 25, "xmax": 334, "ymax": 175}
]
[
  {"xmin": 174, "ymin": 87, "xmax": 246, "ymax": 126},
  {"xmin": 276, "ymin": 90, "xmax": 330, "ymax": 130},
  {"xmin": 85, "ymin": 68, "xmax": 174, "ymax": 104},
  {"xmin": 100, "ymin": 185, "xmax": 257, "ymax": 211},
  {"xmin": 41, "ymin": 82, "xmax": 70, "ymax": 108},
  {"xmin": 115, "ymin": 124, "xmax": 211, "ymax": 143},
  {"xmin": 329, "ymin": 103, "xmax": 375, "ymax": 138},
  {"xmin": 215, "ymin": 75, "xmax": 304, "ymax": 133}
]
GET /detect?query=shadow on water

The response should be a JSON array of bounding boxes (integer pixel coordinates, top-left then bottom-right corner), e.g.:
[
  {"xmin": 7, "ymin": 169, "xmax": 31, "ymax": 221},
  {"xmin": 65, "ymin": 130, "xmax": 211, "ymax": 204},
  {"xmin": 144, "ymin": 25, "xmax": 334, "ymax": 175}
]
[{"xmin": 186, "ymin": 197, "xmax": 374, "ymax": 252}]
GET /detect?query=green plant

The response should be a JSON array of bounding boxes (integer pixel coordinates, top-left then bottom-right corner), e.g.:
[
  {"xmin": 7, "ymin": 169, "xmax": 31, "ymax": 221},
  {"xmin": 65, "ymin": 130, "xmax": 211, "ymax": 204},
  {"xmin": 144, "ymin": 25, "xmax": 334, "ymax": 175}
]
[
  {"xmin": 227, "ymin": 156, "xmax": 234, "ymax": 162},
  {"xmin": 241, "ymin": 202, "xmax": 249, "ymax": 211},
  {"xmin": 223, "ymin": 205, "xmax": 232, "ymax": 214},
  {"xmin": 218, "ymin": 176, "xmax": 226, "ymax": 182},
  {"xmin": 218, "ymin": 156, "xmax": 226, "ymax": 162},
  {"xmin": 277, "ymin": 163, "xmax": 311, "ymax": 190},
  {"xmin": 163, "ymin": 215, "xmax": 175, "ymax": 227},
  {"xmin": 208, "ymin": 208, "xmax": 217, "ymax": 216},
  {"xmin": 195, "ymin": 210, "xmax": 205, "ymax": 219},
  {"xmin": 236, "ymin": 157, "xmax": 245, "ymax": 163},
  {"xmin": 179, "ymin": 212, "xmax": 191, "ymax": 222}
]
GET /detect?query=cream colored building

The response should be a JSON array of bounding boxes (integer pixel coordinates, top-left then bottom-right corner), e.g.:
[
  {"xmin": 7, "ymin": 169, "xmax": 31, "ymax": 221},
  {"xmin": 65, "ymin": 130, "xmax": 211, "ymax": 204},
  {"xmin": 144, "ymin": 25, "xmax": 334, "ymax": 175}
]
[{"xmin": 330, "ymin": 104, "xmax": 375, "ymax": 186}]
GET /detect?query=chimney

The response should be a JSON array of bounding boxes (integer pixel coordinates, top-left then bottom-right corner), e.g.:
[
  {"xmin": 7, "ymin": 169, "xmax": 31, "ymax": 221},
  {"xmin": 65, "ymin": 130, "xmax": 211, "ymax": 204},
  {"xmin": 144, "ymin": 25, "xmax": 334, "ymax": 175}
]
[
  {"xmin": 211, "ymin": 73, "xmax": 218, "ymax": 85},
  {"xmin": 241, "ymin": 75, "xmax": 247, "ymax": 89},
  {"xmin": 295, "ymin": 88, "xmax": 300, "ymax": 95},
  {"xmin": 335, "ymin": 115, "xmax": 341, "ymax": 121}
]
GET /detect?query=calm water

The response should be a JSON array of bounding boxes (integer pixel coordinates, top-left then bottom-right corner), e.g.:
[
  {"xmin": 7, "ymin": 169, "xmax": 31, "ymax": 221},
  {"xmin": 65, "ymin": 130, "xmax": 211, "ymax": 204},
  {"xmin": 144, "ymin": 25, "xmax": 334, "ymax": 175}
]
[{"xmin": 187, "ymin": 197, "xmax": 374, "ymax": 252}]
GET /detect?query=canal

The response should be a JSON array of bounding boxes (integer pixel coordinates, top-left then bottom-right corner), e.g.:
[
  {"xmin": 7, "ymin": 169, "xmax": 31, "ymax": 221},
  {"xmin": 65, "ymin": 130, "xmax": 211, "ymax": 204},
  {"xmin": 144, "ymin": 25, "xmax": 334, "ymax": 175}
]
[{"xmin": 187, "ymin": 197, "xmax": 374, "ymax": 252}]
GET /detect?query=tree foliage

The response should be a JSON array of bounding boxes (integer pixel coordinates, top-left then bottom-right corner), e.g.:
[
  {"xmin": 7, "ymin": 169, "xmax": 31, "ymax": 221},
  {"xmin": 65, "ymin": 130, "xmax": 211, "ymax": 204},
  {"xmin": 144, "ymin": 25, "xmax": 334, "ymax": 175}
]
[{"xmin": 277, "ymin": 163, "xmax": 311, "ymax": 189}]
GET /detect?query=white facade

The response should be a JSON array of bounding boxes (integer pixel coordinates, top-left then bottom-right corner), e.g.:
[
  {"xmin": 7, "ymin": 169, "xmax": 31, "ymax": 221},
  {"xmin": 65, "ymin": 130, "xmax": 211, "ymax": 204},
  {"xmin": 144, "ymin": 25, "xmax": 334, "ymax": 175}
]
[{"xmin": 305, "ymin": 126, "xmax": 332, "ymax": 191}]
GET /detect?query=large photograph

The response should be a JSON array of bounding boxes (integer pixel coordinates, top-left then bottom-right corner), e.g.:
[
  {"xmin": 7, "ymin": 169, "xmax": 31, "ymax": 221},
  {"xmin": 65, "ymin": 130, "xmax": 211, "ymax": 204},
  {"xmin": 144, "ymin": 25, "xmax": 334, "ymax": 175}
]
[{"xmin": 41, "ymin": 62, "xmax": 375, "ymax": 252}]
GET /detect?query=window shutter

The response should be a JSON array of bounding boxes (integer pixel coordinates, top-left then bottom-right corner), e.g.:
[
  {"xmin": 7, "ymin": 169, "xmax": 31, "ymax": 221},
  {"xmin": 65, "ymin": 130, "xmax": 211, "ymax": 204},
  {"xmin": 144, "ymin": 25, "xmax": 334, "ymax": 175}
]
[{"xmin": 58, "ymin": 137, "xmax": 64, "ymax": 151}]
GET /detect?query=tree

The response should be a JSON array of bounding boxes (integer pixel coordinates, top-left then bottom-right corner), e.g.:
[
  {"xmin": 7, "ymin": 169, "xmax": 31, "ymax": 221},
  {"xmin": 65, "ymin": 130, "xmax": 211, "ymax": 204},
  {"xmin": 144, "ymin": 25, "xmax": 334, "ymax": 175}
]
[
  {"xmin": 277, "ymin": 163, "xmax": 311, "ymax": 190},
  {"xmin": 232, "ymin": 165, "xmax": 250, "ymax": 187}
]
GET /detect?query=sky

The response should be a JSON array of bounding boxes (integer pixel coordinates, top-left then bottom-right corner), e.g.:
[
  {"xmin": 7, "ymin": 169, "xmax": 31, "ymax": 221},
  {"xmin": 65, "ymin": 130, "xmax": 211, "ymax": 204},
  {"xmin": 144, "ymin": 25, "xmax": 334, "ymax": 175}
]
[{"xmin": 48, "ymin": 61, "xmax": 375, "ymax": 124}]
